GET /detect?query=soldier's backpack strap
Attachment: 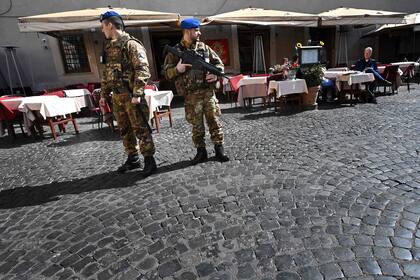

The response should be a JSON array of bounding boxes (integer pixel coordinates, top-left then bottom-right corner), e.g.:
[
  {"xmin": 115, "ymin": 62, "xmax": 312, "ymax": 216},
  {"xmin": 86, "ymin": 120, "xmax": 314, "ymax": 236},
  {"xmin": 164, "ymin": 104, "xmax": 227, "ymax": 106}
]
[
  {"xmin": 121, "ymin": 36, "xmax": 144, "ymax": 70},
  {"xmin": 119, "ymin": 36, "xmax": 145, "ymax": 93}
]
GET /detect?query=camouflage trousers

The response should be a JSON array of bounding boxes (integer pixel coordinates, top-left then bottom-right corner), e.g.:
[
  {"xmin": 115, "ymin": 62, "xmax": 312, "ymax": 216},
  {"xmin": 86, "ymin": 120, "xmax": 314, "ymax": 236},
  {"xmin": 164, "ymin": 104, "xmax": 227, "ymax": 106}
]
[
  {"xmin": 112, "ymin": 93, "xmax": 155, "ymax": 157},
  {"xmin": 184, "ymin": 90, "xmax": 224, "ymax": 148}
]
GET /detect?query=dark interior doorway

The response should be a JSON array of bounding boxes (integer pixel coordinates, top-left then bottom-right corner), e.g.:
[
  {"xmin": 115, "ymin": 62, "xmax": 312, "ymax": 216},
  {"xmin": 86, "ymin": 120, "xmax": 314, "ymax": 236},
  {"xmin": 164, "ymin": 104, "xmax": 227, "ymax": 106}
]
[
  {"xmin": 150, "ymin": 31, "xmax": 181, "ymax": 93},
  {"xmin": 238, "ymin": 27, "xmax": 270, "ymax": 74},
  {"xmin": 309, "ymin": 27, "xmax": 336, "ymax": 68}
]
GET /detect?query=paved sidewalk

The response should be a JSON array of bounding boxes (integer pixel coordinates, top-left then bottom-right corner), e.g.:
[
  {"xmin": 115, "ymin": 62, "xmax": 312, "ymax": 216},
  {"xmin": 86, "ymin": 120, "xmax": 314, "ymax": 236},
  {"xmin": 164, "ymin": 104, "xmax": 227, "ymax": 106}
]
[{"xmin": 0, "ymin": 88, "xmax": 419, "ymax": 279}]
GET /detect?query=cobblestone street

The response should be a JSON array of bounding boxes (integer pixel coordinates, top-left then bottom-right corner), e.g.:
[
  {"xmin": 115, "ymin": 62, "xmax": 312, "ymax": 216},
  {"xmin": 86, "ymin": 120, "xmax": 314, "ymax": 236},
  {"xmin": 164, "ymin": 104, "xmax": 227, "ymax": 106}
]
[{"xmin": 0, "ymin": 88, "xmax": 419, "ymax": 280}]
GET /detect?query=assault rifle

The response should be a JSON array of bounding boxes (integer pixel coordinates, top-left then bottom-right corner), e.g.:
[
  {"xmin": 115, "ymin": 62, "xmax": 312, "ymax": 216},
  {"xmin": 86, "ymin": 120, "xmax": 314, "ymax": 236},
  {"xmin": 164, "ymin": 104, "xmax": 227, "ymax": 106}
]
[{"xmin": 164, "ymin": 45, "xmax": 229, "ymax": 79}]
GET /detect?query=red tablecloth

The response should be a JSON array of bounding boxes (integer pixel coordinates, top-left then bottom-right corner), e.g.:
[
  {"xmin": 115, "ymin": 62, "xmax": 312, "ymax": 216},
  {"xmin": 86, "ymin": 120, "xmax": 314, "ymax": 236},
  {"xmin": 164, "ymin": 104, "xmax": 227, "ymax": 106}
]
[{"xmin": 0, "ymin": 96, "xmax": 21, "ymax": 121}]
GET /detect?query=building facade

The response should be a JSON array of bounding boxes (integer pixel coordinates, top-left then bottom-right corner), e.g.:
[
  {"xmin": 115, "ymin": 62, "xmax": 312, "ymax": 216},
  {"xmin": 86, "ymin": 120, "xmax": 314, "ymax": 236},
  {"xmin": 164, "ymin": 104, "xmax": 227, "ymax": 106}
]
[{"xmin": 0, "ymin": 0, "xmax": 419, "ymax": 92}]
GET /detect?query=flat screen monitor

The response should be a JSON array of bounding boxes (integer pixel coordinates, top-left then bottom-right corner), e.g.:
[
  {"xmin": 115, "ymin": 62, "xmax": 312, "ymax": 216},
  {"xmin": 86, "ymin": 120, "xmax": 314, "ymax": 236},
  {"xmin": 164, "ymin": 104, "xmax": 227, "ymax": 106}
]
[
  {"xmin": 298, "ymin": 46, "xmax": 324, "ymax": 65},
  {"xmin": 300, "ymin": 49, "xmax": 319, "ymax": 65}
]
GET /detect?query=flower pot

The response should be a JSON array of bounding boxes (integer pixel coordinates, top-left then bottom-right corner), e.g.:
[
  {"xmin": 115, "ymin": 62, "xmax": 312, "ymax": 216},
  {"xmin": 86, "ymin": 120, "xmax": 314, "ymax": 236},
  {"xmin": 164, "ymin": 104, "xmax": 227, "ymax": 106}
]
[{"xmin": 303, "ymin": 85, "xmax": 320, "ymax": 107}]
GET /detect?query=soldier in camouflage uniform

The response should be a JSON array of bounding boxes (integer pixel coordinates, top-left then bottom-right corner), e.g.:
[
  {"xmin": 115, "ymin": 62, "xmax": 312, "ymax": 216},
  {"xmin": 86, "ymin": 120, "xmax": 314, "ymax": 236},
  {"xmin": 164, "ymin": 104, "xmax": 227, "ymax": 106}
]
[
  {"xmin": 99, "ymin": 11, "xmax": 157, "ymax": 176},
  {"xmin": 163, "ymin": 18, "xmax": 229, "ymax": 164}
]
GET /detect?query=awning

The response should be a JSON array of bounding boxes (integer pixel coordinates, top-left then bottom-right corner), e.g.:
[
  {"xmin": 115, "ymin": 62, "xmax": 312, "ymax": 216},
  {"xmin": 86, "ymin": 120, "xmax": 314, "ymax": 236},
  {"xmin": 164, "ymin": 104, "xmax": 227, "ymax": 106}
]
[
  {"xmin": 364, "ymin": 13, "xmax": 420, "ymax": 36},
  {"xmin": 18, "ymin": 7, "xmax": 180, "ymax": 32},
  {"xmin": 319, "ymin": 7, "xmax": 406, "ymax": 26},
  {"xmin": 202, "ymin": 7, "xmax": 319, "ymax": 27}
]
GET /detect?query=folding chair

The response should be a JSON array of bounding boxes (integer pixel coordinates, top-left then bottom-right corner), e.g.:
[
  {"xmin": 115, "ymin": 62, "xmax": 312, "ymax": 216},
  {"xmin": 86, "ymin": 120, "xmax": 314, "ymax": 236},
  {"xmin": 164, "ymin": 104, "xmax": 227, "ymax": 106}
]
[
  {"xmin": 401, "ymin": 64, "xmax": 415, "ymax": 92},
  {"xmin": 378, "ymin": 65, "xmax": 399, "ymax": 94},
  {"xmin": 226, "ymin": 74, "xmax": 244, "ymax": 107}
]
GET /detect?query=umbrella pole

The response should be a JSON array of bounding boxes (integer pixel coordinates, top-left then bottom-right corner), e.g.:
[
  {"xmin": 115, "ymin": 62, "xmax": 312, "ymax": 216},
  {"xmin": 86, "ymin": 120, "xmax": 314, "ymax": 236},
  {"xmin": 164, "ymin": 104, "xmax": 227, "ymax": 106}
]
[
  {"xmin": 336, "ymin": 27, "xmax": 341, "ymax": 66},
  {"xmin": 252, "ymin": 26, "xmax": 256, "ymax": 73},
  {"xmin": 3, "ymin": 48, "xmax": 13, "ymax": 95},
  {"xmin": 345, "ymin": 33, "xmax": 348, "ymax": 67},
  {"xmin": 413, "ymin": 28, "xmax": 416, "ymax": 60}
]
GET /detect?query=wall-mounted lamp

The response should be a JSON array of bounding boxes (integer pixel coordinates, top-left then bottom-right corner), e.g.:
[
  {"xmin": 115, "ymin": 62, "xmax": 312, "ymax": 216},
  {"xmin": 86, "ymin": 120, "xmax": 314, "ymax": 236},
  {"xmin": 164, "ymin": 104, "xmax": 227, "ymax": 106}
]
[{"xmin": 41, "ymin": 38, "xmax": 48, "ymax": 50}]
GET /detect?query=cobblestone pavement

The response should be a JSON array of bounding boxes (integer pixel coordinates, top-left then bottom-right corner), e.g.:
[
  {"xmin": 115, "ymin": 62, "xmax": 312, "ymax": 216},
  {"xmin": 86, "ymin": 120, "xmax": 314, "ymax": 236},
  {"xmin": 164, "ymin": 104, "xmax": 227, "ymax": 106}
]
[{"xmin": 0, "ymin": 87, "xmax": 419, "ymax": 280}]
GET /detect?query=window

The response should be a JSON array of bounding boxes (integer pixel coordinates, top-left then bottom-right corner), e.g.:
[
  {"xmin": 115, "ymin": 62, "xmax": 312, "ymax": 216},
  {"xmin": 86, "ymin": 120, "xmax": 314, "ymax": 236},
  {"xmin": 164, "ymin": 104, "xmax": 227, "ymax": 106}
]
[{"xmin": 59, "ymin": 34, "xmax": 91, "ymax": 73}]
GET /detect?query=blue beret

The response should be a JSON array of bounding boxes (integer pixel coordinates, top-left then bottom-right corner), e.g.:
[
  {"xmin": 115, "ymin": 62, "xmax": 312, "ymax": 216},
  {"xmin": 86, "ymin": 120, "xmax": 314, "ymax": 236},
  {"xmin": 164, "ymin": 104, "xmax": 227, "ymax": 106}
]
[
  {"xmin": 180, "ymin": 18, "xmax": 201, "ymax": 29},
  {"xmin": 100, "ymin": 11, "xmax": 121, "ymax": 21}
]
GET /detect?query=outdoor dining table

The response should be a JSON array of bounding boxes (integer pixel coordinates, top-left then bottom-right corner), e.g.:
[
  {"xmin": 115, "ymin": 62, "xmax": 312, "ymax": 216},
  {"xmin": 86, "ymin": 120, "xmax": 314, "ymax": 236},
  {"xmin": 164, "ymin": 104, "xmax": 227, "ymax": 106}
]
[
  {"xmin": 99, "ymin": 90, "xmax": 174, "ymax": 121},
  {"xmin": 324, "ymin": 70, "xmax": 375, "ymax": 105},
  {"xmin": 267, "ymin": 79, "xmax": 308, "ymax": 111},
  {"xmin": 237, "ymin": 76, "xmax": 268, "ymax": 107},
  {"xmin": 1, "ymin": 95, "xmax": 80, "ymax": 139},
  {"xmin": 268, "ymin": 79, "xmax": 308, "ymax": 97},
  {"xmin": 390, "ymin": 61, "xmax": 419, "ymax": 72},
  {"xmin": 0, "ymin": 96, "xmax": 25, "ymax": 137},
  {"xmin": 377, "ymin": 65, "xmax": 404, "ymax": 75},
  {"xmin": 144, "ymin": 89, "xmax": 174, "ymax": 121},
  {"xmin": 64, "ymin": 88, "xmax": 94, "ymax": 109}
]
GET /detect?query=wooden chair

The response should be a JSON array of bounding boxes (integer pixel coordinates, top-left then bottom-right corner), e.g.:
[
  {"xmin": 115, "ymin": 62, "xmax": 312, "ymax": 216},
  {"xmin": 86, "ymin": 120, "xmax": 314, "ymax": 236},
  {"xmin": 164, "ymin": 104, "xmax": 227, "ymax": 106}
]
[
  {"xmin": 145, "ymin": 84, "xmax": 173, "ymax": 133},
  {"xmin": 46, "ymin": 114, "xmax": 79, "ymax": 140},
  {"xmin": 378, "ymin": 65, "xmax": 399, "ymax": 94},
  {"xmin": 90, "ymin": 88, "xmax": 116, "ymax": 130},
  {"xmin": 401, "ymin": 64, "xmax": 415, "ymax": 92}
]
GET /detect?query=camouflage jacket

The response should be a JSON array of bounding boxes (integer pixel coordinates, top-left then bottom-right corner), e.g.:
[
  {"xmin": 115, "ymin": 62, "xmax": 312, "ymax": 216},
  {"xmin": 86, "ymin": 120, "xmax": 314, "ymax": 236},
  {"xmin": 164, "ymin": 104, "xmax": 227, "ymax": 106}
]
[
  {"xmin": 101, "ymin": 32, "xmax": 151, "ymax": 98},
  {"xmin": 163, "ymin": 40, "xmax": 224, "ymax": 94}
]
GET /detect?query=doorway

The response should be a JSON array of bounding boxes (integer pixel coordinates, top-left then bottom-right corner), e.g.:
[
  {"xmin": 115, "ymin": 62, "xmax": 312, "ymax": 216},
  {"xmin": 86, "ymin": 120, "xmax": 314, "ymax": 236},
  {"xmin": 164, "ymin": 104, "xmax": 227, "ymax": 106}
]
[
  {"xmin": 150, "ymin": 31, "xmax": 182, "ymax": 92},
  {"xmin": 238, "ymin": 28, "xmax": 270, "ymax": 74},
  {"xmin": 309, "ymin": 27, "xmax": 336, "ymax": 68}
]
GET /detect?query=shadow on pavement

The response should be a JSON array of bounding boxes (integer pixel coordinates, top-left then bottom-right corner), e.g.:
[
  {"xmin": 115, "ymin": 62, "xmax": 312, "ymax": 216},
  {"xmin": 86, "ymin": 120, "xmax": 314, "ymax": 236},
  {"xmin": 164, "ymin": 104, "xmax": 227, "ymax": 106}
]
[
  {"xmin": 47, "ymin": 127, "xmax": 120, "ymax": 147},
  {"xmin": 0, "ymin": 160, "xmax": 192, "ymax": 209}
]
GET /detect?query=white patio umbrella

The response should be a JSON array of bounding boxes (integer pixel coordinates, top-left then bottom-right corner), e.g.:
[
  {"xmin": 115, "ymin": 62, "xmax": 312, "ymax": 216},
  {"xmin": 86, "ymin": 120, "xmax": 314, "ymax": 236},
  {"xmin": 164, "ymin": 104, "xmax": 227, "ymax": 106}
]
[
  {"xmin": 319, "ymin": 7, "xmax": 406, "ymax": 66},
  {"xmin": 366, "ymin": 13, "xmax": 420, "ymax": 34},
  {"xmin": 18, "ymin": 7, "xmax": 180, "ymax": 33},
  {"xmin": 319, "ymin": 7, "xmax": 405, "ymax": 26},
  {"xmin": 202, "ymin": 7, "xmax": 319, "ymax": 27},
  {"xmin": 203, "ymin": 8, "xmax": 319, "ymax": 73}
]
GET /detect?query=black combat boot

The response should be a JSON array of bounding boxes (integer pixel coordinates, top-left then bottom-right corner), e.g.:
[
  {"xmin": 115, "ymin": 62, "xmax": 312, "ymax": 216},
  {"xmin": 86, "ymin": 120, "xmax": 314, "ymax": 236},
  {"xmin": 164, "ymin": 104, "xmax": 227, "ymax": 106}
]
[
  {"xmin": 117, "ymin": 154, "xmax": 141, "ymax": 173},
  {"xmin": 191, "ymin": 147, "xmax": 208, "ymax": 165},
  {"xmin": 141, "ymin": 156, "xmax": 157, "ymax": 177},
  {"xmin": 214, "ymin": 144, "xmax": 229, "ymax": 162}
]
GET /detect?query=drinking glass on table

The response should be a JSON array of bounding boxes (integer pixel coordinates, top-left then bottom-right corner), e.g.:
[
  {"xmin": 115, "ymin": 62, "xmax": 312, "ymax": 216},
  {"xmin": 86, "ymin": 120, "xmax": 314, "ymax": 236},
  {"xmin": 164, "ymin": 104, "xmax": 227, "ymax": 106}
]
[{"xmin": 289, "ymin": 69, "xmax": 296, "ymax": 80}]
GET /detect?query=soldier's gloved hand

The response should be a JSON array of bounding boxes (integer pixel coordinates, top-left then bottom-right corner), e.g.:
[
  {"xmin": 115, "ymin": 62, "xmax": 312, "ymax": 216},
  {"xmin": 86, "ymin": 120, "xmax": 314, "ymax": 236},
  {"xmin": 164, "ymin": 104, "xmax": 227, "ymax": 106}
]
[
  {"xmin": 176, "ymin": 59, "xmax": 192, "ymax": 74},
  {"xmin": 206, "ymin": 73, "xmax": 218, "ymax": 83}
]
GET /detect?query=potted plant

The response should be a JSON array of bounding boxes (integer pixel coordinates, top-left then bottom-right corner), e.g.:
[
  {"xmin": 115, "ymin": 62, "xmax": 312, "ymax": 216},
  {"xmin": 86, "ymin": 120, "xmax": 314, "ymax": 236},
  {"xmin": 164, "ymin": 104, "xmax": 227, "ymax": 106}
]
[{"xmin": 300, "ymin": 64, "xmax": 324, "ymax": 107}]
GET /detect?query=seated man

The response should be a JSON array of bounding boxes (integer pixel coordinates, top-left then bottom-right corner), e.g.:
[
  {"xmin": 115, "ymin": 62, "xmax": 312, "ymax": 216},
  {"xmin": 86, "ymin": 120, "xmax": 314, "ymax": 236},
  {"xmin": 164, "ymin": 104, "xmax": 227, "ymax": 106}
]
[{"xmin": 354, "ymin": 47, "xmax": 392, "ymax": 103}]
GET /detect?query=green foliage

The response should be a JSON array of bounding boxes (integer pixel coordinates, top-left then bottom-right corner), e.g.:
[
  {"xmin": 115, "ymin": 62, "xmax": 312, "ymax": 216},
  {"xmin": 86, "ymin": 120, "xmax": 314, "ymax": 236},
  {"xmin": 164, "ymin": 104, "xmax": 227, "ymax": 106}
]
[{"xmin": 301, "ymin": 64, "xmax": 324, "ymax": 87}]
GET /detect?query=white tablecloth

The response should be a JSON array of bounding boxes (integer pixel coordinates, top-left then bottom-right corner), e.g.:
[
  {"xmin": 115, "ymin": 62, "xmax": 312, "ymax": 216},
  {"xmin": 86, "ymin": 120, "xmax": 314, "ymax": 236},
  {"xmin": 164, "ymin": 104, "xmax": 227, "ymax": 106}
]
[
  {"xmin": 327, "ymin": 67, "xmax": 349, "ymax": 71},
  {"xmin": 341, "ymin": 72, "xmax": 375, "ymax": 86},
  {"xmin": 144, "ymin": 89, "xmax": 174, "ymax": 120},
  {"xmin": 268, "ymin": 79, "xmax": 308, "ymax": 97},
  {"xmin": 238, "ymin": 76, "xmax": 267, "ymax": 86},
  {"xmin": 18, "ymin": 96, "xmax": 80, "ymax": 121},
  {"xmin": 1, "ymin": 96, "xmax": 80, "ymax": 136},
  {"xmin": 64, "ymin": 89, "xmax": 93, "ymax": 109},
  {"xmin": 324, "ymin": 70, "xmax": 358, "ymax": 79},
  {"xmin": 237, "ymin": 77, "xmax": 268, "ymax": 107},
  {"xmin": 324, "ymin": 71, "xmax": 374, "ymax": 91},
  {"xmin": 391, "ymin": 61, "xmax": 419, "ymax": 68}
]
